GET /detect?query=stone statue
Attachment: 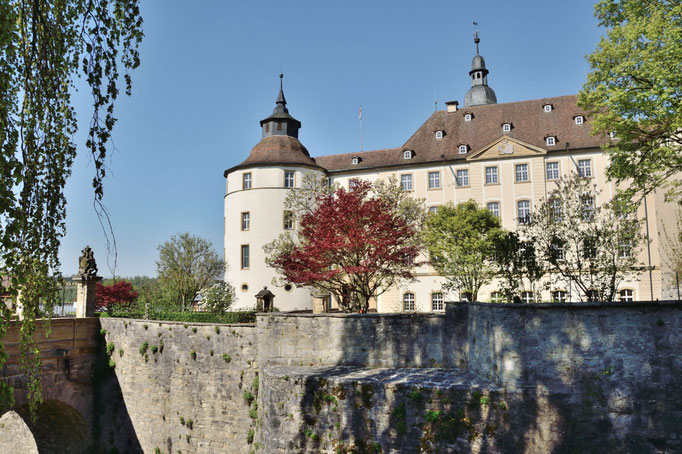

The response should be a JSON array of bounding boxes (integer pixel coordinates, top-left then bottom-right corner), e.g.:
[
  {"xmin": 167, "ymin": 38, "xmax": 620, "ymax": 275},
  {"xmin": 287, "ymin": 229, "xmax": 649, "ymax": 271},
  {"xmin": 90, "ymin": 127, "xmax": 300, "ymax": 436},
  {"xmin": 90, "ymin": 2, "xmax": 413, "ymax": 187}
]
[{"xmin": 78, "ymin": 245, "xmax": 98, "ymax": 277}]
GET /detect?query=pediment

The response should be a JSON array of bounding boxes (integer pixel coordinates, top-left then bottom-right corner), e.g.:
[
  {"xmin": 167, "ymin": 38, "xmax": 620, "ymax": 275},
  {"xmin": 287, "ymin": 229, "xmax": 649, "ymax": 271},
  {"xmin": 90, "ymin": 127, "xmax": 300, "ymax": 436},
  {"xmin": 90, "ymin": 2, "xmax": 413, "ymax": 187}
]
[{"xmin": 466, "ymin": 136, "xmax": 546, "ymax": 161}]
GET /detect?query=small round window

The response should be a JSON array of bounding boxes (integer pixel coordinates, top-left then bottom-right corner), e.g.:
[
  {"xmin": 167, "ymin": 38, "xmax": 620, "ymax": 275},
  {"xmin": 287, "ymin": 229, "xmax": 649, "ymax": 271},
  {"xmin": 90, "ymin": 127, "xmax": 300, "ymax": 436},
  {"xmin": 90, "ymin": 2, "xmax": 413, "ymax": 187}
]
[
  {"xmin": 241, "ymin": 283, "xmax": 249, "ymax": 292},
  {"xmin": 284, "ymin": 284, "xmax": 293, "ymax": 292}
]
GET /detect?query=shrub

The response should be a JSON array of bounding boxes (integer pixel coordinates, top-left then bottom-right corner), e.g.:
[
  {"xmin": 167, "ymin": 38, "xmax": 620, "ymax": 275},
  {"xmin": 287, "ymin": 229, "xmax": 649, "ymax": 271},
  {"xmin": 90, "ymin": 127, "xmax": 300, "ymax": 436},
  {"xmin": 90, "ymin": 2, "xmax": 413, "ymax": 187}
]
[
  {"xmin": 190, "ymin": 349, "xmax": 197, "ymax": 360},
  {"xmin": 139, "ymin": 342, "xmax": 149, "ymax": 355},
  {"xmin": 222, "ymin": 353, "xmax": 231, "ymax": 363}
]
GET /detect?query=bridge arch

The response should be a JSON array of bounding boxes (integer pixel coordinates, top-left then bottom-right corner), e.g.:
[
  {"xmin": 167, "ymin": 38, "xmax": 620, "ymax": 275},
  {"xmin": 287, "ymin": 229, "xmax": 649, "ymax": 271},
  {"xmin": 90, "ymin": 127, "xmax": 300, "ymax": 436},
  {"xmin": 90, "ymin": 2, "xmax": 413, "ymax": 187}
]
[{"xmin": 1, "ymin": 400, "xmax": 91, "ymax": 454}]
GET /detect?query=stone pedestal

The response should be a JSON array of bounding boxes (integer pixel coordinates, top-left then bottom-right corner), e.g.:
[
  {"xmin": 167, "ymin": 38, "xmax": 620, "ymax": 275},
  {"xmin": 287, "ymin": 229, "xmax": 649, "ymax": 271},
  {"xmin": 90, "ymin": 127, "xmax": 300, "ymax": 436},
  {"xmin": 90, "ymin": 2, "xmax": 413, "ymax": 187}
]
[
  {"xmin": 311, "ymin": 290, "xmax": 330, "ymax": 314},
  {"xmin": 74, "ymin": 275, "xmax": 102, "ymax": 318}
]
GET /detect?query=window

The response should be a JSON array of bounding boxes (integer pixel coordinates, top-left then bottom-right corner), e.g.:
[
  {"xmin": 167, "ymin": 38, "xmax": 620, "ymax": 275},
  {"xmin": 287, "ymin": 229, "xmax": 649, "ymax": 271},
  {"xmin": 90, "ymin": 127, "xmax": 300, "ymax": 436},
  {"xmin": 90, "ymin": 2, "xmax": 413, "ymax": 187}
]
[
  {"xmin": 432, "ymin": 293, "xmax": 444, "ymax": 311},
  {"xmin": 546, "ymin": 136, "xmax": 556, "ymax": 146},
  {"xmin": 575, "ymin": 115, "xmax": 584, "ymax": 125},
  {"xmin": 352, "ymin": 157, "xmax": 359, "ymax": 165},
  {"xmin": 403, "ymin": 150, "xmax": 413, "ymax": 160},
  {"xmin": 517, "ymin": 200, "xmax": 530, "ymax": 223},
  {"xmin": 458, "ymin": 144, "xmax": 468, "ymax": 154},
  {"xmin": 521, "ymin": 291, "xmax": 534, "ymax": 303},
  {"xmin": 276, "ymin": 121, "xmax": 283, "ymax": 131},
  {"xmin": 265, "ymin": 123, "xmax": 270, "ymax": 132},
  {"xmin": 490, "ymin": 292, "xmax": 502, "ymax": 303},
  {"xmin": 583, "ymin": 237, "xmax": 597, "ymax": 259},
  {"xmin": 241, "ymin": 212, "xmax": 250, "ymax": 231},
  {"xmin": 403, "ymin": 292, "xmax": 415, "ymax": 311},
  {"xmin": 400, "ymin": 174, "xmax": 413, "ymax": 191},
  {"xmin": 544, "ymin": 104, "xmax": 553, "ymax": 112},
  {"xmin": 428, "ymin": 206, "xmax": 440, "ymax": 214},
  {"xmin": 487, "ymin": 202, "xmax": 500, "ymax": 217},
  {"xmin": 283, "ymin": 211, "xmax": 294, "ymax": 230},
  {"xmin": 241, "ymin": 245, "xmax": 250, "ymax": 269},
  {"xmin": 464, "ymin": 113, "xmax": 472, "ymax": 121},
  {"xmin": 552, "ymin": 291, "xmax": 567, "ymax": 303},
  {"xmin": 549, "ymin": 198, "xmax": 562, "ymax": 222},
  {"xmin": 428, "ymin": 171, "xmax": 441, "ymax": 189},
  {"xmin": 456, "ymin": 169, "xmax": 469, "ymax": 187},
  {"xmin": 581, "ymin": 196, "xmax": 595, "ymax": 221},
  {"xmin": 243, "ymin": 173, "xmax": 252, "ymax": 190},
  {"xmin": 619, "ymin": 289, "xmax": 634, "ymax": 302},
  {"xmin": 349, "ymin": 178, "xmax": 360, "ymax": 190},
  {"xmin": 550, "ymin": 237, "xmax": 565, "ymax": 261},
  {"xmin": 586, "ymin": 290, "xmax": 599, "ymax": 302},
  {"xmin": 515, "ymin": 164, "xmax": 529, "ymax": 182},
  {"xmin": 485, "ymin": 166, "xmax": 498, "ymax": 184},
  {"xmin": 435, "ymin": 130, "xmax": 443, "ymax": 139},
  {"xmin": 284, "ymin": 171, "xmax": 295, "ymax": 188},
  {"xmin": 546, "ymin": 162, "xmax": 559, "ymax": 180},
  {"xmin": 619, "ymin": 240, "xmax": 632, "ymax": 258},
  {"xmin": 578, "ymin": 159, "xmax": 592, "ymax": 177},
  {"xmin": 502, "ymin": 123, "xmax": 511, "ymax": 132}
]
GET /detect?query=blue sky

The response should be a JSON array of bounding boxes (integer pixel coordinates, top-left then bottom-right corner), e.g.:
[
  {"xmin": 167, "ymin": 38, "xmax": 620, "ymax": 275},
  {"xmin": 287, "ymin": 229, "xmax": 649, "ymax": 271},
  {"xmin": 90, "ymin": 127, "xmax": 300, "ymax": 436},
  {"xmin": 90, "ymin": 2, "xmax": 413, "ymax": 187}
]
[{"xmin": 59, "ymin": 0, "xmax": 604, "ymax": 277}]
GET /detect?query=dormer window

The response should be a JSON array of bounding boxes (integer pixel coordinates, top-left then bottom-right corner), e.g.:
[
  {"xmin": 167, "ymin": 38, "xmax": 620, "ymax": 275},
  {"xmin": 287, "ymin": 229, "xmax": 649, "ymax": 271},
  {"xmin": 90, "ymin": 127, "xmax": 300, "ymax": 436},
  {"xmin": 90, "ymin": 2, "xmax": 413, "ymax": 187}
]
[
  {"xmin": 403, "ymin": 150, "xmax": 413, "ymax": 160},
  {"xmin": 351, "ymin": 156, "xmax": 361, "ymax": 165},
  {"xmin": 545, "ymin": 136, "xmax": 557, "ymax": 146},
  {"xmin": 435, "ymin": 130, "xmax": 444, "ymax": 139},
  {"xmin": 502, "ymin": 123, "xmax": 512, "ymax": 133},
  {"xmin": 458, "ymin": 144, "xmax": 468, "ymax": 154},
  {"xmin": 463, "ymin": 112, "xmax": 473, "ymax": 121},
  {"xmin": 574, "ymin": 115, "xmax": 584, "ymax": 125},
  {"xmin": 543, "ymin": 104, "xmax": 553, "ymax": 113}
]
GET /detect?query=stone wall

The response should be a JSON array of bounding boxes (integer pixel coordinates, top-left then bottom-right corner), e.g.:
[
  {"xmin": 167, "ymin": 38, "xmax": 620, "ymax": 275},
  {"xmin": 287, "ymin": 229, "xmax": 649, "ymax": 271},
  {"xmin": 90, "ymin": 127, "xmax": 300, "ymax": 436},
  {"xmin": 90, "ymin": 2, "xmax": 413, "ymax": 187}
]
[
  {"xmin": 257, "ymin": 302, "xmax": 682, "ymax": 453},
  {"xmin": 257, "ymin": 303, "xmax": 469, "ymax": 369},
  {"xmin": 99, "ymin": 318, "xmax": 258, "ymax": 454}
]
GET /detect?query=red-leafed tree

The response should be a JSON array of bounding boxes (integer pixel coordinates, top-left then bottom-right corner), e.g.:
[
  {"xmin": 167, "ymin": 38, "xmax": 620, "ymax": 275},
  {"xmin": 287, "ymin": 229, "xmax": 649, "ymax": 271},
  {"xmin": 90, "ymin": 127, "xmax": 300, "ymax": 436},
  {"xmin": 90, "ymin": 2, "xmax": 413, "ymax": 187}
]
[
  {"xmin": 269, "ymin": 181, "xmax": 421, "ymax": 313},
  {"xmin": 95, "ymin": 280, "xmax": 139, "ymax": 312}
]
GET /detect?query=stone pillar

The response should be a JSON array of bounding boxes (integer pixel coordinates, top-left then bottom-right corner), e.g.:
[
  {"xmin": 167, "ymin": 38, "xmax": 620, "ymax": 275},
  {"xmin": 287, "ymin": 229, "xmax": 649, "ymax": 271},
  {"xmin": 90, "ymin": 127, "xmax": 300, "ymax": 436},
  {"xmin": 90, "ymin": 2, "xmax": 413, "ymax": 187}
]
[
  {"xmin": 74, "ymin": 245, "xmax": 101, "ymax": 318},
  {"xmin": 74, "ymin": 274, "xmax": 102, "ymax": 318},
  {"xmin": 311, "ymin": 290, "xmax": 330, "ymax": 314}
]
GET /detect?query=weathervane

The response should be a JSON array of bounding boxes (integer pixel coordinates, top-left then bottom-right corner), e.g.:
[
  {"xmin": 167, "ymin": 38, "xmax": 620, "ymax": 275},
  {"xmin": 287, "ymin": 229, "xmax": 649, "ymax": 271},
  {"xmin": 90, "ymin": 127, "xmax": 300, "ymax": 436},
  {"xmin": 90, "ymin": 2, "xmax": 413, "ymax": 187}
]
[{"xmin": 473, "ymin": 21, "xmax": 480, "ymax": 55}]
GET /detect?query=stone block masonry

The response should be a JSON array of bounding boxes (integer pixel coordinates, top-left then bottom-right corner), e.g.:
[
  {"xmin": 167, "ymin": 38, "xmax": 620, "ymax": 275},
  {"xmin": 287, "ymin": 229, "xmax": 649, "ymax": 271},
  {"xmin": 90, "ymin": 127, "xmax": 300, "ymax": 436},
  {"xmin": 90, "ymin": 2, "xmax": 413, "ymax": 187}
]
[
  {"xmin": 99, "ymin": 318, "xmax": 258, "ymax": 454},
  {"xmin": 91, "ymin": 301, "xmax": 682, "ymax": 453}
]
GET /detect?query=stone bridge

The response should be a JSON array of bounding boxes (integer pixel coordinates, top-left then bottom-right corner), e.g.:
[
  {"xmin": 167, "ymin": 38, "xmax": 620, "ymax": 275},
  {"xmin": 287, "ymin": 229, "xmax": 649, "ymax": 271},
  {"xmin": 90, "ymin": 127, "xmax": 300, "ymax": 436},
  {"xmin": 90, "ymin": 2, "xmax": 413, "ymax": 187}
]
[{"xmin": 0, "ymin": 318, "xmax": 101, "ymax": 454}]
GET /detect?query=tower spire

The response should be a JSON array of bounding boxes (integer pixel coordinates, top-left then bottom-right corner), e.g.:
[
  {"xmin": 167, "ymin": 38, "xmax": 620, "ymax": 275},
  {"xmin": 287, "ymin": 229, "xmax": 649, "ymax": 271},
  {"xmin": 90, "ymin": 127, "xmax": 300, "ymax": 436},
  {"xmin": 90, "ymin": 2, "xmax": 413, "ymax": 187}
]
[
  {"xmin": 463, "ymin": 30, "xmax": 497, "ymax": 107},
  {"xmin": 260, "ymin": 73, "xmax": 301, "ymax": 138}
]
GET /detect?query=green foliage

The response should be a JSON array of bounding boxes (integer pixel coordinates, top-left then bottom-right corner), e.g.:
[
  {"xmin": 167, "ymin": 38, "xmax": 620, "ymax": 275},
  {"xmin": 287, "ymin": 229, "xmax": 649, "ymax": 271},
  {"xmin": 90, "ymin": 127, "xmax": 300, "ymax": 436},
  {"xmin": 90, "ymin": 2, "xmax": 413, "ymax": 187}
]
[
  {"xmin": 209, "ymin": 349, "xmax": 214, "ymax": 356},
  {"xmin": 391, "ymin": 403, "xmax": 407, "ymax": 436},
  {"xmin": 222, "ymin": 353, "xmax": 232, "ymax": 363},
  {"xmin": 190, "ymin": 349, "xmax": 196, "ymax": 360},
  {"xmin": 139, "ymin": 342, "xmax": 148, "ymax": 355},
  {"xmin": 104, "ymin": 309, "xmax": 257, "ymax": 324},
  {"xmin": 150, "ymin": 345, "xmax": 158, "ymax": 354},
  {"xmin": 179, "ymin": 416, "xmax": 185, "ymax": 426},
  {"xmin": 118, "ymin": 349, "xmax": 124, "ymax": 357},
  {"xmin": 214, "ymin": 326, "xmax": 220, "ymax": 334},
  {"xmin": 100, "ymin": 328, "xmax": 108, "ymax": 336},
  {"xmin": 0, "ymin": 0, "xmax": 142, "ymax": 416},
  {"xmin": 304, "ymin": 428, "xmax": 320, "ymax": 441},
  {"xmin": 408, "ymin": 389, "xmax": 424, "ymax": 406},
  {"xmin": 108, "ymin": 358, "xmax": 116, "ymax": 369},
  {"xmin": 578, "ymin": 0, "xmax": 682, "ymax": 200},
  {"xmin": 491, "ymin": 231, "xmax": 543, "ymax": 303},
  {"xmin": 247, "ymin": 428, "xmax": 255, "ymax": 444},
  {"xmin": 243, "ymin": 390, "xmax": 255, "ymax": 404},
  {"xmin": 156, "ymin": 233, "xmax": 225, "ymax": 311},
  {"xmin": 154, "ymin": 448, "xmax": 161, "ymax": 454},
  {"xmin": 425, "ymin": 409, "xmax": 441, "ymax": 423},
  {"xmin": 424, "ymin": 201, "xmax": 505, "ymax": 301},
  {"xmin": 186, "ymin": 418, "xmax": 193, "ymax": 430},
  {"xmin": 106, "ymin": 342, "xmax": 115, "ymax": 356},
  {"xmin": 202, "ymin": 281, "xmax": 236, "ymax": 315}
]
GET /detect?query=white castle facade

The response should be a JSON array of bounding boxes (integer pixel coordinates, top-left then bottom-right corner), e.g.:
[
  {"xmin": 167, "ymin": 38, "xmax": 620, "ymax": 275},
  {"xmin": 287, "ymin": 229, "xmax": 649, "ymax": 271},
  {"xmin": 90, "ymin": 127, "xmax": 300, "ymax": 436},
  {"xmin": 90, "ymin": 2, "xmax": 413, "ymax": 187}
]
[{"xmin": 224, "ymin": 38, "xmax": 678, "ymax": 312}]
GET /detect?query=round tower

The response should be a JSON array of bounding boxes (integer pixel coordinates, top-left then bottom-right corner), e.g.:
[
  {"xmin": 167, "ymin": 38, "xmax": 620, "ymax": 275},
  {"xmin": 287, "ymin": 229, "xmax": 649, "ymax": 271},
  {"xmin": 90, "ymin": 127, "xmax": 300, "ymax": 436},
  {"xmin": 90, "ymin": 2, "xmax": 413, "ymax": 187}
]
[
  {"xmin": 224, "ymin": 75, "xmax": 325, "ymax": 311},
  {"xmin": 463, "ymin": 31, "xmax": 498, "ymax": 107}
]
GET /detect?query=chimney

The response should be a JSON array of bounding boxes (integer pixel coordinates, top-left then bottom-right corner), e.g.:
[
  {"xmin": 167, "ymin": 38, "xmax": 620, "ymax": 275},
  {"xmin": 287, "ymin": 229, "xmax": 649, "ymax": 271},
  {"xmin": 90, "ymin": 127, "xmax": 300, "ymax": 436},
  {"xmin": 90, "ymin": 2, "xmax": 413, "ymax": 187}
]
[{"xmin": 445, "ymin": 100, "xmax": 459, "ymax": 113}]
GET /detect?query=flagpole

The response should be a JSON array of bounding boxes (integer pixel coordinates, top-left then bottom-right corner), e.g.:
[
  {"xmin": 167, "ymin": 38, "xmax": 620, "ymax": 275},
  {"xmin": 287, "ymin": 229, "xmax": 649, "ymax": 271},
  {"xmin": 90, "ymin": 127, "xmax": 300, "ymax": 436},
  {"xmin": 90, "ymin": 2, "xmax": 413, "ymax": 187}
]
[{"xmin": 359, "ymin": 105, "xmax": 363, "ymax": 152}]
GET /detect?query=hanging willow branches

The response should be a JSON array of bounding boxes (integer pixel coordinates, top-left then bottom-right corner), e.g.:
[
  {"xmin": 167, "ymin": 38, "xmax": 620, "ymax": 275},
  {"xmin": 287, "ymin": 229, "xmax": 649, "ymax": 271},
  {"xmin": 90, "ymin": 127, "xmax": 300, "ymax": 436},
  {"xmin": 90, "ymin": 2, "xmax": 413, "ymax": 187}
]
[{"xmin": 0, "ymin": 0, "xmax": 143, "ymax": 416}]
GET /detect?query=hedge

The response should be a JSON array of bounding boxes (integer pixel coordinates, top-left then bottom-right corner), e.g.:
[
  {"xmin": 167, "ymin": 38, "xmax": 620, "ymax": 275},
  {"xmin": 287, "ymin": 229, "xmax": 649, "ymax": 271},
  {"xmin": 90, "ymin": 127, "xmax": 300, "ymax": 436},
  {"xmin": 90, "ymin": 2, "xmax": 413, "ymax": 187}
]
[{"xmin": 100, "ymin": 309, "xmax": 257, "ymax": 324}]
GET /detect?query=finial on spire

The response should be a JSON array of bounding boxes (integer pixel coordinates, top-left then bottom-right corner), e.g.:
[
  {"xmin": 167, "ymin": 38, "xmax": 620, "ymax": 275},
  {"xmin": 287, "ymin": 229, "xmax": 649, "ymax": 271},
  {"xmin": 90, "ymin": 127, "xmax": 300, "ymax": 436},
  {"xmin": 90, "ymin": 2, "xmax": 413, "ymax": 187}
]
[
  {"xmin": 279, "ymin": 73, "xmax": 283, "ymax": 90},
  {"xmin": 473, "ymin": 21, "xmax": 480, "ymax": 55}
]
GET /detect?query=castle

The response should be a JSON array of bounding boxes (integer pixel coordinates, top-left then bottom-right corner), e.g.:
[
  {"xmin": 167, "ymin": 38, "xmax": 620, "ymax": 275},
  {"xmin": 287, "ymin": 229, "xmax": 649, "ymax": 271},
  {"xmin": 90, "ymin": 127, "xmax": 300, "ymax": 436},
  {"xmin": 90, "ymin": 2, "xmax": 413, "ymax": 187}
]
[{"xmin": 224, "ymin": 35, "xmax": 678, "ymax": 312}]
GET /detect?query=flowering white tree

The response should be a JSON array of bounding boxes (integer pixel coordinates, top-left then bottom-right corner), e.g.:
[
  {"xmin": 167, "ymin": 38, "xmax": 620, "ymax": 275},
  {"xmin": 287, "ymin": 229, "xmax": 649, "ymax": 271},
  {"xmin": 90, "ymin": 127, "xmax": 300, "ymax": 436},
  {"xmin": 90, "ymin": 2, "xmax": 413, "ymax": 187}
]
[{"xmin": 522, "ymin": 174, "xmax": 643, "ymax": 302}]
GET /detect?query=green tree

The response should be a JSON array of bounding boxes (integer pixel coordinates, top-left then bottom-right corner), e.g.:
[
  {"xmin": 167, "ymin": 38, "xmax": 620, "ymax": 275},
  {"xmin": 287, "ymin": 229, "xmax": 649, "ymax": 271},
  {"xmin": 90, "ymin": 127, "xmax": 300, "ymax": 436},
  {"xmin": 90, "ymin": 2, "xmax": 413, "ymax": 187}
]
[
  {"xmin": 156, "ymin": 233, "xmax": 225, "ymax": 311},
  {"xmin": 522, "ymin": 174, "xmax": 643, "ymax": 302},
  {"xmin": 578, "ymin": 0, "xmax": 682, "ymax": 199},
  {"xmin": 492, "ymin": 231, "xmax": 543, "ymax": 303},
  {"xmin": 201, "ymin": 281, "xmax": 236, "ymax": 315},
  {"xmin": 424, "ymin": 201, "xmax": 506, "ymax": 302},
  {"xmin": 0, "ymin": 0, "xmax": 142, "ymax": 415}
]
